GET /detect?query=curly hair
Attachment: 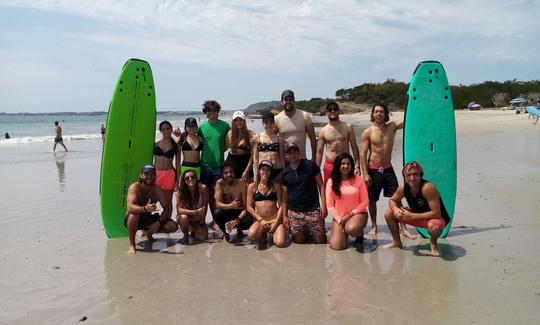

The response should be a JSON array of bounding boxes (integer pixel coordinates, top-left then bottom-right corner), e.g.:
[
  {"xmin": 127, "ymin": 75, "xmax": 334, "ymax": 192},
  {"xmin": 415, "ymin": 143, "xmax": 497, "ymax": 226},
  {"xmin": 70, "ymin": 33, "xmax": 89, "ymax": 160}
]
[
  {"xmin": 370, "ymin": 103, "xmax": 389, "ymax": 122},
  {"xmin": 202, "ymin": 100, "xmax": 221, "ymax": 113}
]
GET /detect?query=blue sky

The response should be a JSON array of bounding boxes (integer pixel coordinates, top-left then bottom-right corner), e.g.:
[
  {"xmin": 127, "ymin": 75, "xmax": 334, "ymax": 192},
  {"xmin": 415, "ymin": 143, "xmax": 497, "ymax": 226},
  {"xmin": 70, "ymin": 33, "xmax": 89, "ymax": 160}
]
[{"xmin": 1, "ymin": 0, "xmax": 539, "ymax": 113}]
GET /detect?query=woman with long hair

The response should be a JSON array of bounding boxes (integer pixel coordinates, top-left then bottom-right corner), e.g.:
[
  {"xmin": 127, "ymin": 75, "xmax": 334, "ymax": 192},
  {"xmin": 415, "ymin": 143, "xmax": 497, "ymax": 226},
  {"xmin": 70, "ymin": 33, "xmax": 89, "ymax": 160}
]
[
  {"xmin": 178, "ymin": 117, "xmax": 204, "ymax": 180},
  {"xmin": 225, "ymin": 111, "xmax": 255, "ymax": 182},
  {"xmin": 177, "ymin": 170, "xmax": 209, "ymax": 244},
  {"xmin": 253, "ymin": 111, "xmax": 285, "ymax": 181},
  {"xmin": 326, "ymin": 152, "xmax": 369, "ymax": 250},
  {"xmin": 246, "ymin": 160, "xmax": 286, "ymax": 249},
  {"xmin": 154, "ymin": 120, "xmax": 180, "ymax": 220}
]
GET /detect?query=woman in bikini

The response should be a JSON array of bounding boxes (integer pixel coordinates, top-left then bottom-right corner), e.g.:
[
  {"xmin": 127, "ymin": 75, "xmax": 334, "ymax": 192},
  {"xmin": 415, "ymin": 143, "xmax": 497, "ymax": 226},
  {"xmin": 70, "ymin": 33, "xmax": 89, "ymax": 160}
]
[
  {"xmin": 246, "ymin": 160, "xmax": 286, "ymax": 248},
  {"xmin": 225, "ymin": 111, "xmax": 255, "ymax": 183},
  {"xmin": 326, "ymin": 152, "xmax": 369, "ymax": 250},
  {"xmin": 154, "ymin": 120, "xmax": 180, "ymax": 220},
  {"xmin": 252, "ymin": 111, "xmax": 285, "ymax": 182},
  {"xmin": 178, "ymin": 117, "xmax": 203, "ymax": 180},
  {"xmin": 177, "ymin": 170, "xmax": 208, "ymax": 244}
]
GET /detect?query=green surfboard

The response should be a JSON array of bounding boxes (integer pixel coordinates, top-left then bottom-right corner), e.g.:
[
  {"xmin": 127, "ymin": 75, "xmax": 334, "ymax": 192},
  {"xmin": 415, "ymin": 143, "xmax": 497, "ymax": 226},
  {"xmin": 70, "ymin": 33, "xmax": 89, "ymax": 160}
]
[
  {"xmin": 100, "ymin": 59, "xmax": 156, "ymax": 238},
  {"xmin": 404, "ymin": 61, "xmax": 456, "ymax": 238}
]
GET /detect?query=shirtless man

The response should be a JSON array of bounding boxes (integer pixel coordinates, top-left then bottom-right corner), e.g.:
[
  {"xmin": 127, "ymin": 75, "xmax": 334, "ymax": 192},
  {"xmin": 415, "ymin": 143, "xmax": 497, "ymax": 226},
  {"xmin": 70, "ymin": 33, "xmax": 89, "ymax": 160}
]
[
  {"xmin": 384, "ymin": 161, "xmax": 450, "ymax": 256},
  {"xmin": 53, "ymin": 121, "xmax": 68, "ymax": 152},
  {"xmin": 214, "ymin": 161, "xmax": 253, "ymax": 242},
  {"xmin": 360, "ymin": 103, "xmax": 414, "ymax": 238},
  {"xmin": 124, "ymin": 164, "xmax": 179, "ymax": 255},
  {"xmin": 316, "ymin": 101, "xmax": 360, "ymax": 183},
  {"xmin": 275, "ymin": 90, "xmax": 317, "ymax": 160}
]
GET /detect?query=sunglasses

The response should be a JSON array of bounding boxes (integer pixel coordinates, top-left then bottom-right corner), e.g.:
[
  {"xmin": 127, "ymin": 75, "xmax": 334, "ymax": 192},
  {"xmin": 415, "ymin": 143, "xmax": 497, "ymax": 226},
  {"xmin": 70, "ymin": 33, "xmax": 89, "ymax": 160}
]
[
  {"xmin": 185, "ymin": 175, "xmax": 196, "ymax": 181},
  {"xmin": 326, "ymin": 107, "xmax": 339, "ymax": 112}
]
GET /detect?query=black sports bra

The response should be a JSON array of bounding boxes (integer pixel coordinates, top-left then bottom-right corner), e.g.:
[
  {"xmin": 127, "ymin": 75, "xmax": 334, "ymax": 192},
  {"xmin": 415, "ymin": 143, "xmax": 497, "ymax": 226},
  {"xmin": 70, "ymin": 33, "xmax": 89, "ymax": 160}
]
[
  {"xmin": 257, "ymin": 142, "xmax": 279, "ymax": 152},
  {"xmin": 181, "ymin": 137, "xmax": 203, "ymax": 151},
  {"xmin": 253, "ymin": 188, "xmax": 278, "ymax": 202},
  {"xmin": 154, "ymin": 139, "xmax": 178, "ymax": 158}
]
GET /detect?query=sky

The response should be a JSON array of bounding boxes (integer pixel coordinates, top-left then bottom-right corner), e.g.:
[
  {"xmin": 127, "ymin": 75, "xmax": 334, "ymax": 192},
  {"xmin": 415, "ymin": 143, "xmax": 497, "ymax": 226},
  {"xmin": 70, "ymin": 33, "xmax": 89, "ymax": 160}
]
[{"xmin": 1, "ymin": 0, "xmax": 539, "ymax": 113}]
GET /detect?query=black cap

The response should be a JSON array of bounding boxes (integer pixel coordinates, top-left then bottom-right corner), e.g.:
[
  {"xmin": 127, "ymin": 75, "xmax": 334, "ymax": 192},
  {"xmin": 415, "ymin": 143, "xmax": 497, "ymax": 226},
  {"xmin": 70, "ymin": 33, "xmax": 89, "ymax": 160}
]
[
  {"xmin": 285, "ymin": 142, "xmax": 300, "ymax": 153},
  {"xmin": 281, "ymin": 89, "xmax": 295, "ymax": 100},
  {"xmin": 141, "ymin": 164, "xmax": 156, "ymax": 173},
  {"xmin": 262, "ymin": 111, "xmax": 275, "ymax": 123},
  {"xmin": 185, "ymin": 117, "xmax": 198, "ymax": 127}
]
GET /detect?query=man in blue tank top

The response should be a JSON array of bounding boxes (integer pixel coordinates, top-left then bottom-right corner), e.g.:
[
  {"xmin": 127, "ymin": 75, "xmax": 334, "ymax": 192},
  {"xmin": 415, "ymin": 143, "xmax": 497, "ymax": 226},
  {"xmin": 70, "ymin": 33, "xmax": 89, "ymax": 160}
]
[{"xmin": 383, "ymin": 161, "xmax": 450, "ymax": 257}]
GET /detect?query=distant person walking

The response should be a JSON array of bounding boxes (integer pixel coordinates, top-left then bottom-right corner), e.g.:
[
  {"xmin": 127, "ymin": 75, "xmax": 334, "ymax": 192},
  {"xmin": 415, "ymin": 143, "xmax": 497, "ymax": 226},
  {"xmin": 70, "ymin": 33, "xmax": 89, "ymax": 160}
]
[
  {"xmin": 4, "ymin": 132, "xmax": 10, "ymax": 139},
  {"xmin": 275, "ymin": 90, "xmax": 317, "ymax": 160},
  {"xmin": 100, "ymin": 123, "xmax": 106, "ymax": 143},
  {"xmin": 53, "ymin": 121, "xmax": 68, "ymax": 152}
]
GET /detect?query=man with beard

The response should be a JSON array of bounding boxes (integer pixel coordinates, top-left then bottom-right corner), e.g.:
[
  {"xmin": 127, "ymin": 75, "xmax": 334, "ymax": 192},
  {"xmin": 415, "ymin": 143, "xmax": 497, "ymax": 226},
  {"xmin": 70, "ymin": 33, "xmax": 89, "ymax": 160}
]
[
  {"xmin": 214, "ymin": 161, "xmax": 253, "ymax": 242},
  {"xmin": 275, "ymin": 90, "xmax": 317, "ymax": 160},
  {"xmin": 124, "ymin": 165, "xmax": 179, "ymax": 255},
  {"xmin": 316, "ymin": 101, "xmax": 360, "ymax": 183},
  {"xmin": 360, "ymin": 103, "xmax": 414, "ymax": 239}
]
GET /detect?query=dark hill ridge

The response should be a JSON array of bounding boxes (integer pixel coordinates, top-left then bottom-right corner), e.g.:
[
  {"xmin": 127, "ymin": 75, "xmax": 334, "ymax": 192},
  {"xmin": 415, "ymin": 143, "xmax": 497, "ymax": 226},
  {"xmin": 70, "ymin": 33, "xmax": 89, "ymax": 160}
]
[{"xmin": 243, "ymin": 101, "xmax": 280, "ymax": 114}]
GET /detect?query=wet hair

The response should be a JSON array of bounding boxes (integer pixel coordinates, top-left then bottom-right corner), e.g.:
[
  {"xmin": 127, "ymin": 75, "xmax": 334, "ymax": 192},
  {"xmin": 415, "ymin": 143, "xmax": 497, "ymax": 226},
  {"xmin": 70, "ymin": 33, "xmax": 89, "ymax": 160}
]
[
  {"xmin": 178, "ymin": 170, "xmax": 200, "ymax": 210},
  {"xmin": 256, "ymin": 163, "xmax": 274, "ymax": 190},
  {"xmin": 159, "ymin": 120, "xmax": 173, "ymax": 131},
  {"xmin": 325, "ymin": 101, "xmax": 339, "ymax": 111},
  {"xmin": 54, "ymin": 121, "xmax": 59, "ymax": 126},
  {"xmin": 402, "ymin": 161, "xmax": 424, "ymax": 177},
  {"xmin": 222, "ymin": 160, "xmax": 237, "ymax": 176},
  {"xmin": 370, "ymin": 103, "xmax": 390, "ymax": 122},
  {"xmin": 202, "ymin": 100, "xmax": 221, "ymax": 113},
  {"xmin": 330, "ymin": 152, "xmax": 355, "ymax": 198}
]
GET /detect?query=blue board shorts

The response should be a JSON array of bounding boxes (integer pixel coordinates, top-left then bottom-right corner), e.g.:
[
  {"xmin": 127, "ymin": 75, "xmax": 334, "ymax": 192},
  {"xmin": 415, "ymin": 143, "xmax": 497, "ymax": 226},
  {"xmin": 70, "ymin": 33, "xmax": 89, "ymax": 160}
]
[{"xmin": 201, "ymin": 166, "xmax": 222, "ymax": 188}]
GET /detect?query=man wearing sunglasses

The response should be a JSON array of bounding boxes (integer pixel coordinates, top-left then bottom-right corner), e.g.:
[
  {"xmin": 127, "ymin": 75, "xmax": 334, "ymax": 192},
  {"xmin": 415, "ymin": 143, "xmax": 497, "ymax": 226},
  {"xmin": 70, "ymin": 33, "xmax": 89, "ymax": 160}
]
[{"xmin": 316, "ymin": 101, "xmax": 360, "ymax": 183}]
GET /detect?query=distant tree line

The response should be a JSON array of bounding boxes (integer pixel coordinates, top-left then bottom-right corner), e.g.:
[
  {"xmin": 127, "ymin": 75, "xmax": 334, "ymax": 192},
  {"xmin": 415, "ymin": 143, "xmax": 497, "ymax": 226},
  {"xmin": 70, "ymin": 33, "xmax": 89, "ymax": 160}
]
[
  {"xmin": 273, "ymin": 79, "xmax": 540, "ymax": 114},
  {"xmin": 335, "ymin": 79, "xmax": 540, "ymax": 110}
]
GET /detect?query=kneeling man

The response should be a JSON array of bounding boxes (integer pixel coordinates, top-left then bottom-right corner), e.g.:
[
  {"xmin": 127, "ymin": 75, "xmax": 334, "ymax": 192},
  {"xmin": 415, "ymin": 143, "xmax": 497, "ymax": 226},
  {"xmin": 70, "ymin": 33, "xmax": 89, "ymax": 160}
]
[
  {"xmin": 383, "ymin": 161, "xmax": 450, "ymax": 256},
  {"xmin": 125, "ymin": 164, "xmax": 179, "ymax": 255}
]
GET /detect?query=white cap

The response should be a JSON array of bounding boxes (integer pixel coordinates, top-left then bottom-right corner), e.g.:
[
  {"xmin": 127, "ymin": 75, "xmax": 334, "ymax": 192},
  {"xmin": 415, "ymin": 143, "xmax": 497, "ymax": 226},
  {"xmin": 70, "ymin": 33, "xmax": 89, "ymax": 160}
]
[{"xmin": 232, "ymin": 111, "xmax": 245, "ymax": 120}]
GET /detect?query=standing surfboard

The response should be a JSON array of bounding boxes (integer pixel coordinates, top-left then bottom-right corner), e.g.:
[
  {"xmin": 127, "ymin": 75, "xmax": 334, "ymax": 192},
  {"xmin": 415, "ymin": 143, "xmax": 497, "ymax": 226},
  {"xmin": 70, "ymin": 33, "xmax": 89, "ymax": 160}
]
[
  {"xmin": 100, "ymin": 59, "xmax": 156, "ymax": 238},
  {"xmin": 404, "ymin": 61, "xmax": 456, "ymax": 238}
]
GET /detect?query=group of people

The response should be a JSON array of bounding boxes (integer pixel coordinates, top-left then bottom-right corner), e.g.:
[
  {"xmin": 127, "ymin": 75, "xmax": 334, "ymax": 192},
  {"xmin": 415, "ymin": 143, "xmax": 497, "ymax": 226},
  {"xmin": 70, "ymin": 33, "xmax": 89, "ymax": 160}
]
[{"xmin": 124, "ymin": 90, "xmax": 450, "ymax": 257}]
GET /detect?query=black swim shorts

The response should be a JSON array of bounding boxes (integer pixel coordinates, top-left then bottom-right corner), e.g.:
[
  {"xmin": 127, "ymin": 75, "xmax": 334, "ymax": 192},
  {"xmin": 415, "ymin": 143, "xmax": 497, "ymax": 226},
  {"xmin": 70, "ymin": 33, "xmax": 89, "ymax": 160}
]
[
  {"xmin": 367, "ymin": 166, "xmax": 398, "ymax": 201},
  {"xmin": 124, "ymin": 213, "xmax": 160, "ymax": 230}
]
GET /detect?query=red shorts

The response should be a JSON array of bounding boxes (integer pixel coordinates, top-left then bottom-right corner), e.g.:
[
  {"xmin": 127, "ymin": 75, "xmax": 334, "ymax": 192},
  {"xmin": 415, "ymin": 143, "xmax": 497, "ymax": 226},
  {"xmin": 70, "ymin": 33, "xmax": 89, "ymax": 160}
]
[
  {"xmin": 387, "ymin": 208, "xmax": 445, "ymax": 229},
  {"xmin": 156, "ymin": 169, "xmax": 176, "ymax": 191},
  {"xmin": 323, "ymin": 159, "xmax": 334, "ymax": 183}
]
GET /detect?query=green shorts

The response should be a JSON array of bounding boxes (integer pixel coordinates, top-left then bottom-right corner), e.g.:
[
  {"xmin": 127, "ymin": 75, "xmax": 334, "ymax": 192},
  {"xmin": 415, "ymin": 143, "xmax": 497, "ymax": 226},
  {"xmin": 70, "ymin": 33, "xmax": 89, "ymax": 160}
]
[{"xmin": 180, "ymin": 162, "xmax": 201, "ymax": 180}]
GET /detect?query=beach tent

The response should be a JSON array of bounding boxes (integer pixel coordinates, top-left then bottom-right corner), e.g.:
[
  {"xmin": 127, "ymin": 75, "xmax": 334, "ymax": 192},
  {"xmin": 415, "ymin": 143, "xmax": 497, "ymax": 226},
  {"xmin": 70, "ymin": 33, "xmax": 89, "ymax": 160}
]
[
  {"xmin": 467, "ymin": 101, "xmax": 482, "ymax": 110},
  {"xmin": 509, "ymin": 98, "xmax": 528, "ymax": 110}
]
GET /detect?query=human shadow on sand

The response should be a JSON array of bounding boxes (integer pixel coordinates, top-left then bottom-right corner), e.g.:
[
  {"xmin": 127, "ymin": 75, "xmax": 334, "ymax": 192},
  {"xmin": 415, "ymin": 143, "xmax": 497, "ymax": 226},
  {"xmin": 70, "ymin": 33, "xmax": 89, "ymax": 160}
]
[
  {"xmin": 410, "ymin": 242, "xmax": 467, "ymax": 261},
  {"xmin": 446, "ymin": 225, "xmax": 512, "ymax": 238}
]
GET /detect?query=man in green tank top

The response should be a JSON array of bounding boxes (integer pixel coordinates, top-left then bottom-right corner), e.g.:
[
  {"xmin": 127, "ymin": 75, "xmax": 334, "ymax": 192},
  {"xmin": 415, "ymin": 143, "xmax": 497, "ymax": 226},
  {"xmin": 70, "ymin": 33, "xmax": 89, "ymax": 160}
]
[{"xmin": 197, "ymin": 100, "xmax": 231, "ymax": 227}]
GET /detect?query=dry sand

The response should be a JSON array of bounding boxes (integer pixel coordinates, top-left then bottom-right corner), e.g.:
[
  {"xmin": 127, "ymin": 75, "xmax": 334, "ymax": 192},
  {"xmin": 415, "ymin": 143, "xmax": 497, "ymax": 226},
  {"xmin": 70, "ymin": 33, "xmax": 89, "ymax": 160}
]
[{"xmin": 0, "ymin": 109, "xmax": 539, "ymax": 324}]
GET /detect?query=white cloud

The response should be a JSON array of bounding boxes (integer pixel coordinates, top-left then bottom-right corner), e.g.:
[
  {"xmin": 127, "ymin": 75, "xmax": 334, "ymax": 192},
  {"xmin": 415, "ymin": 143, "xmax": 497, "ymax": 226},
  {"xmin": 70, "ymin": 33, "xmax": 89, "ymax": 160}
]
[{"xmin": 4, "ymin": 0, "xmax": 538, "ymax": 69}]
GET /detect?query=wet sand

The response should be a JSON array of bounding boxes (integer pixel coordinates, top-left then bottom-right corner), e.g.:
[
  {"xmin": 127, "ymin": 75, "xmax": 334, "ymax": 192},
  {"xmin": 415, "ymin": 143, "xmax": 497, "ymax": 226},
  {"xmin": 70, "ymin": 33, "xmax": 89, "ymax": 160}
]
[{"xmin": 0, "ymin": 110, "xmax": 539, "ymax": 324}]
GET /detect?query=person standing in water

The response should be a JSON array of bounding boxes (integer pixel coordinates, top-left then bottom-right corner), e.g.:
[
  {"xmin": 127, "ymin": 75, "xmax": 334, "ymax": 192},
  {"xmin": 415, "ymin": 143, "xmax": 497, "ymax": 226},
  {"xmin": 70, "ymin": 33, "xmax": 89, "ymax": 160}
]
[{"xmin": 53, "ymin": 121, "xmax": 68, "ymax": 152}]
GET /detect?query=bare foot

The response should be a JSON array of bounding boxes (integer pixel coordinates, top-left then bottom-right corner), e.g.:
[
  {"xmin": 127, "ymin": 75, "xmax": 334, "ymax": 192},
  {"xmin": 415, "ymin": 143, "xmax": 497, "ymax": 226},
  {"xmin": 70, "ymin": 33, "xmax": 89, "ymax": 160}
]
[
  {"xmin": 430, "ymin": 240, "xmax": 441, "ymax": 256},
  {"xmin": 367, "ymin": 227, "xmax": 377, "ymax": 238},
  {"xmin": 382, "ymin": 241, "xmax": 403, "ymax": 249},
  {"xmin": 127, "ymin": 245, "xmax": 136, "ymax": 255},
  {"xmin": 401, "ymin": 228, "xmax": 417, "ymax": 239}
]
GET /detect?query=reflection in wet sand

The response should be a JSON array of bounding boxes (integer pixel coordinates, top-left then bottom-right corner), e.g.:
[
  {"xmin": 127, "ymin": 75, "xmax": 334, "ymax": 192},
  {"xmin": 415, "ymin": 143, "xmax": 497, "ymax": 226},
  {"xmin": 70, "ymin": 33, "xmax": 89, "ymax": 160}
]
[
  {"xmin": 53, "ymin": 152, "xmax": 66, "ymax": 191},
  {"xmin": 104, "ymin": 235, "xmax": 462, "ymax": 323}
]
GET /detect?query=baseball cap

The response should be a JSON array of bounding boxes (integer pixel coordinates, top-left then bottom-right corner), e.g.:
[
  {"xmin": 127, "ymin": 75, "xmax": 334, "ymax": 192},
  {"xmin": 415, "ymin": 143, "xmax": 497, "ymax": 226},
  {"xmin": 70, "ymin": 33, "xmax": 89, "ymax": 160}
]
[
  {"xmin": 185, "ymin": 117, "xmax": 197, "ymax": 127},
  {"xmin": 262, "ymin": 111, "xmax": 275, "ymax": 123},
  {"xmin": 281, "ymin": 89, "xmax": 295, "ymax": 100},
  {"xmin": 259, "ymin": 159, "xmax": 274, "ymax": 169},
  {"xmin": 232, "ymin": 111, "xmax": 245, "ymax": 120},
  {"xmin": 285, "ymin": 142, "xmax": 300, "ymax": 153},
  {"xmin": 141, "ymin": 164, "xmax": 156, "ymax": 173}
]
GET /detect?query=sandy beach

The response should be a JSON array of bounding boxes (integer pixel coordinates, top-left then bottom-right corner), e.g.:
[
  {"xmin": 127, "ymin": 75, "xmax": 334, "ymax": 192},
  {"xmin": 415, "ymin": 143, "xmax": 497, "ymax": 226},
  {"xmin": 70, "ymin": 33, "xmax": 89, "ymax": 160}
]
[{"xmin": 0, "ymin": 109, "xmax": 539, "ymax": 324}]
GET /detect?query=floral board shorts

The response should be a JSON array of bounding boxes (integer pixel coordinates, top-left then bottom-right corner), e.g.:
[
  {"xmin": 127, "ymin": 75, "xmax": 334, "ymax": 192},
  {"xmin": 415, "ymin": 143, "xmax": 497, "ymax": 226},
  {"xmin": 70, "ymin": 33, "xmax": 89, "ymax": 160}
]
[{"xmin": 286, "ymin": 209, "xmax": 326, "ymax": 239}]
